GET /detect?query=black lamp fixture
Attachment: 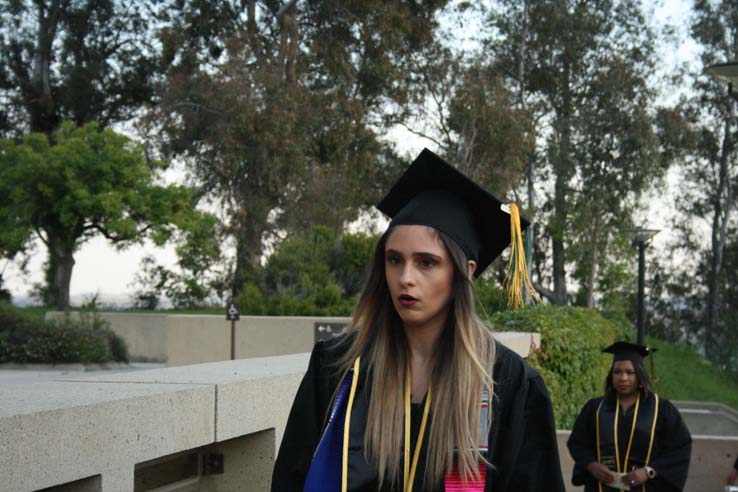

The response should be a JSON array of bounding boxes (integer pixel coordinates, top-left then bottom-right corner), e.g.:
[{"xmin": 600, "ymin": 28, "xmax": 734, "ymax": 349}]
[
  {"xmin": 705, "ymin": 61, "xmax": 738, "ymax": 85},
  {"xmin": 621, "ymin": 227, "xmax": 660, "ymax": 345}
]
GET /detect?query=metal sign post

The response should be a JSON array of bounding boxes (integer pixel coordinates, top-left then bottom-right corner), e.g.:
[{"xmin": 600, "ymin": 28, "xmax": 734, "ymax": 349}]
[{"xmin": 225, "ymin": 300, "xmax": 240, "ymax": 360}]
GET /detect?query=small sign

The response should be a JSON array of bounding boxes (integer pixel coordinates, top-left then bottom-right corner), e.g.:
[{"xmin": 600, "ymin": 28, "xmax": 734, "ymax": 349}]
[
  {"xmin": 226, "ymin": 301, "xmax": 240, "ymax": 321},
  {"xmin": 314, "ymin": 322, "xmax": 347, "ymax": 341}
]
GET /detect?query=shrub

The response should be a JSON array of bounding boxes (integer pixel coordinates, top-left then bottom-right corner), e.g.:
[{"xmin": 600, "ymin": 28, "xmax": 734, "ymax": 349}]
[
  {"xmin": 0, "ymin": 302, "xmax": 128, "ymax": 364},
  {"xmin": 490, "ymin": 306, "xmax": 628, "ymax": 429},
  {"xmin": 236, "ymin": 226, "xmax": 377, "ymax": 317}
]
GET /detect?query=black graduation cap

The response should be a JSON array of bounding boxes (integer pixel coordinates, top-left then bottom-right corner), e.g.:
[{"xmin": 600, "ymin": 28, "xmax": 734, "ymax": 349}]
[
  {"xmin": 602, "ymin": 341, "xmax": 657, "ymax": 366},
  {"xmin": 377, "ymin": 148, "xmax": 530, "ymax": 277}
]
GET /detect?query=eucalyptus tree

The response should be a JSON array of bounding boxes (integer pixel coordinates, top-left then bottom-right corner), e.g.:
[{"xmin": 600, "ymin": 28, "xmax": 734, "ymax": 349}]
[
  {"xmin": 485, "ymin": 0, "xmax": 673, "ymax": 306},
  {"xmin": 152, "ymin": 0, "xmax": 448, "ymax": 295},
  {"xmin": 0, "ymin": 0, "xmax": 161, "ymax": 136},
  {"xmin": 679, "ymin": 0, "xmax": 738, "ymax": 359}
]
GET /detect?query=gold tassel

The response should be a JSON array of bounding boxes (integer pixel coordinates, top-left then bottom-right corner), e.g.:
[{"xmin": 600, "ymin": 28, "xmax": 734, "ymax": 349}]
[
  {"xmin": 503, "ymin": 203, "xmax": 543, "ymax": 310},
  {"xmin": 648, "ymin": 348, "xmax": 659, "ymax": 383}
]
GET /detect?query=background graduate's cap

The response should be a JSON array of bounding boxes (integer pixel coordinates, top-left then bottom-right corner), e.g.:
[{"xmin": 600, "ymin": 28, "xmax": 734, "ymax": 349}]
[
  {"xmin": 603, "ymin": 341, "xmax": 659, "ymax": 380},
  {"xmin": 377, "ymin": 149, "xmax": 540, "ymax": 308}
]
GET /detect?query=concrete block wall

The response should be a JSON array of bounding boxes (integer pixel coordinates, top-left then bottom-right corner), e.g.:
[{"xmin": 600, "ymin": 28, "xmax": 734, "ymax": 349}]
[
  {"xmin": 46, "ymin": 311, "xmax": 168, "ymax": 362},
  {"xmin": 3, "ymin": 343, "xmax": 736, "ymax": 491},
  {"xmin": 44, "ymin": 313, "xmax": 541, "ymax": 368},
  {"xmin": 0, "ymin": 354, "xmax": 309, "ymax": 492}
]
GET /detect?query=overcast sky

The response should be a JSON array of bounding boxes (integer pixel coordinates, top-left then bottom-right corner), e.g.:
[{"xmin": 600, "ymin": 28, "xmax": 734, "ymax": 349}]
[{"xmin": 2, "ymin": 0, "xmax": 698, "ymax": 306}]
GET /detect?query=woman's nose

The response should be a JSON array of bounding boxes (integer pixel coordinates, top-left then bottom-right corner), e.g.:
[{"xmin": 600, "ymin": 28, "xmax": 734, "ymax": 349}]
[{"xmin": 399, "ymin": 264, "xmax": 415, "ymax": 286}]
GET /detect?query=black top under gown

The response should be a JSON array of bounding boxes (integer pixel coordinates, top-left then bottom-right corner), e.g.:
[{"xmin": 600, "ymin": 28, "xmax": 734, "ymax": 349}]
[
  {"xmin": 271, "ymin": 336, "xmax": 565, "ymax": 492},
  {"xmin": 567, "ymin": 394, "xmax": 692, "ymax": 492}
]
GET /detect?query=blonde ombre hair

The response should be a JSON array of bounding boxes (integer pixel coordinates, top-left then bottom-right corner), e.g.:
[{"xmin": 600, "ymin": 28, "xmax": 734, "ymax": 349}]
[{"xmin": 336, "ymin": 227, "xmax": 496, "ymax": 489}]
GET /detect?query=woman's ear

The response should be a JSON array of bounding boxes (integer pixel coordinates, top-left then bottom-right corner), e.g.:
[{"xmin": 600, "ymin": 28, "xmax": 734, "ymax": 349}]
[{"xmin": 467, "ymin": 260, "xmax": 477, "ymax": 277}]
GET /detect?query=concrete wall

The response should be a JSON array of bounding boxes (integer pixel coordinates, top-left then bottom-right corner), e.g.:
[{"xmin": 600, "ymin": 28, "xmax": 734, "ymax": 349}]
[
  {"xmin": 46, "ymin": 311, "xmax": 168, "ymax": 362},
  {"xmin": 557, "ymin": 430, "xmax": 738, "ymax": 492},
  {"xmin": 0, "ymin": 353, "xmax": 309, "ymax": 492},
  {"xmin": 3, "ymin": 348, "xmax": 736, "ymax": 491},
  {"xmin": 45, "ymin": 313, "xmax": 541, "ymax": 368},
  {"xmin": 164, "ymin": 315, "xmax": 351, "ymax": 366}
]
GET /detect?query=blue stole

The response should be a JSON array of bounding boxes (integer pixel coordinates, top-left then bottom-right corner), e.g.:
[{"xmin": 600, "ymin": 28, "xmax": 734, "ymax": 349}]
[{"xmin": 303, "ymin": 361, "xmax": 357, "ymax": 492}]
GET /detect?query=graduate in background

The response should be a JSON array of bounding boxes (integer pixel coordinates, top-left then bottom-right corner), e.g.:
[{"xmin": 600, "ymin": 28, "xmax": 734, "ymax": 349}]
[
  {"xmin": 271, "ymin": 149, "xmax": 565, "ymax": 492},
  {"xmin": 567, "ymin": 342, "xmax": 692, "ymax": 492}
]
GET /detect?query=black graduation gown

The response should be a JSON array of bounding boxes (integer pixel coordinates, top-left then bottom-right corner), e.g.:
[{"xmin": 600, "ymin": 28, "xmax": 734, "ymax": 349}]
[
  {"xmin": 567, "ymin": 395, "xmax": 692, "ymax": 492},
  {"xmin": 271, "ymin": 337, "xmax": 565, "ymax": 492}
]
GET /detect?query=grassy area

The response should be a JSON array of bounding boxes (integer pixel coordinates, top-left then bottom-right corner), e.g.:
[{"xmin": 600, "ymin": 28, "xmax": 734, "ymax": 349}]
[{"xmin": 649, "ymin": 337, "xmax": 738, "ymax": 411}]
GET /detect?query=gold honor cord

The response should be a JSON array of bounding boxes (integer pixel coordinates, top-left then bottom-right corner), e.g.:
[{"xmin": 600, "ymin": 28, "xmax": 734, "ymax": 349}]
[
  {"xmin": 595, "ymin": 400, "xmax": 604, "ymax": 492},
  {"xmin": 341, "ymin": 357, "xmax": 361, "ymax": 492},
  {"xmin": 403, "ymin": 369, "xmax": 432, "ymax": 492},
  {"xmin": 640, "ymin": 394, "xmax": 660, "ymax": 492},
  {"xmin": 622, "ymin": 394, "xmax": 641, "ymax": 474}
]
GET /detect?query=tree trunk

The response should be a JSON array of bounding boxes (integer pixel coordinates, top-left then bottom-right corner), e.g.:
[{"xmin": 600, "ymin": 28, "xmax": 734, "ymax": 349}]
[
  {"xmin": 551, "ymin": 58, "xmax": 572, "ymax": 306},
  {"xmin": 231, "ymin": 208, "xmax": 270, "ymax": 297},
  {"xmin": 706, "ymin": 95, "xmax": 734, "ymax": 359},
  {"xmin": 29, "ymin": 0, "xmax": 65, "ymax": 134},
  {"xmin": 54, "ymin": 250, "xmax": 75, "ymax": 310},
  {"xmin": 45, "ymin": 236, "xmax": 75, "ymax": 310},
  {"xmin": 586, "ymin": 215, "xmax": 599, "ymax": 308}
]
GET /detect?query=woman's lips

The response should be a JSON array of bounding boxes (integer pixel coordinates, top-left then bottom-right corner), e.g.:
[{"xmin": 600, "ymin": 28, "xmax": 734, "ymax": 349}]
[{"xmin": 398, "ymin": 294, "xmax": 418, "ymax": 307}]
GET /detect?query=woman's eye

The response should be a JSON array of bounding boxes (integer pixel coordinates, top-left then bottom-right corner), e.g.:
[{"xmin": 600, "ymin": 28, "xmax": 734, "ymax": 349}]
[
  {"xmin": 387, "ymin": 256, "xmax": 401, "ymax": 265},
  {"xmin": 419, "ymin": 258, "xmax": 437, "ymax": 268}
]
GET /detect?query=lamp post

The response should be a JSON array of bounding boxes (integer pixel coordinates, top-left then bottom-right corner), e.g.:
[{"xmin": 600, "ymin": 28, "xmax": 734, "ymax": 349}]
[
  {"xmin": 621, "ymin": 228, "xmax": 660, "ymax": 345},
  {"xmin": 702, "ymin": 61, "xmax": 737, "ymax": 358}
]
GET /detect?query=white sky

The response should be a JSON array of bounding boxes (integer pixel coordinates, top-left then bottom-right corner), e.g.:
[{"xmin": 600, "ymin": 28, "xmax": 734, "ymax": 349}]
[{"xmin": 2, "ymin": 0, "xmax": 700, "ymax": 306}]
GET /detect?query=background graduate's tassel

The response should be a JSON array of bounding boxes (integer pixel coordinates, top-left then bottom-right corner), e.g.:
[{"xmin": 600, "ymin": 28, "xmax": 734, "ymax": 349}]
[{"xmin": 503, "ymin": 203, "xmax": 542, "ymax": 310}]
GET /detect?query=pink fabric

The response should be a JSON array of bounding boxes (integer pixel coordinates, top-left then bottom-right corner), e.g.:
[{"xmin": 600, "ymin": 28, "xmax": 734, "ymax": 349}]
[{"xmin": 444, "ymin": 464, "xmax": 487, "ymax": 491}]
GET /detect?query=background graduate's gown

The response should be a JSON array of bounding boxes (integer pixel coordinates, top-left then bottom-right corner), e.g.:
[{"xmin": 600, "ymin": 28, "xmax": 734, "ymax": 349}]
[
  {"xmin": 271, "ymin": 337, "xmax": 565, "ymax": 492},
  {"xmin": 567, "ymin": 395, "xmax": 692, "ymax": 492}
]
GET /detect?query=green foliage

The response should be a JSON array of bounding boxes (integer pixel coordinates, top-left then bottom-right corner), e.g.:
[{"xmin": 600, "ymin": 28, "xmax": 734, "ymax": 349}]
[
  {"xmin": 0, "ymin": 122, "xmax": 195, "ymax": 308},
  {"xmin": 649, "ymin": 337, "xmax": 738, "ymax": 411},
  {"xmin": 130, "ymin": 212, "xmax": 228, "ymax": 310},
  {"xmin": 491, "ymin": 306, "xmax": 628, "ymax": 429},
  {"xmin": 235, "ymin": 227, "xmax": 377, "ymax": 316},
  {"xmin": 0, "ymin": 302, "xmax": 128, "ymax": 364},
  {"xmin": 0, "ymin": 0, "xmax": 160, "ymax": 136},
  {"xmin": 154, "ymin": 0, "xmax": 444, "ymax": 293},
  {"xmin": 475, "ymin": 278, "xmax": 509, "ymax": 318}
]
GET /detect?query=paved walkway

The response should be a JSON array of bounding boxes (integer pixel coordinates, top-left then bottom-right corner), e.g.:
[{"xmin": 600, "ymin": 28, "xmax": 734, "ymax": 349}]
[{"xmin": 0, "ymin": 362, "xmax": 165, "ymax": 386}]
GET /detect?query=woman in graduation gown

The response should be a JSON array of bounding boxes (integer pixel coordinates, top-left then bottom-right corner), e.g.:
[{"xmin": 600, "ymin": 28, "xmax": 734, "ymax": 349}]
[
  {"xmin": 567, "ymin": 342, "xmax": 692, "ymax": 492},
  {"xmin": 271, "ymin": 149, "xmax": 565, "ymax": 492}
]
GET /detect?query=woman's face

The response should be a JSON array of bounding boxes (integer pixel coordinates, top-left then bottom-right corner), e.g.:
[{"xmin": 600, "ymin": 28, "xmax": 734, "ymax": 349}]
[
  {"xmin": 384, "ymin": 225, "xmax": 455, "ymax": 330},
  {"xmin": 611, "ymin": 360, "xmax": 639, "ymax": 398}
]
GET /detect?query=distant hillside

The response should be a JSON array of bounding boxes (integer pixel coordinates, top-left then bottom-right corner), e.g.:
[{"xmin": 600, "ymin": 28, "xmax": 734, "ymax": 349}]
[{"xmin": 649, "ymin": 337, "xmax": 738, "ymax": 411}]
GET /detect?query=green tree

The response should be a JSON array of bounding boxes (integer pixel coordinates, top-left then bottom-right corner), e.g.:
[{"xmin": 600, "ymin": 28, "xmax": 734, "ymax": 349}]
[
  {"xmin": 0, "ymin": 0, "xmax": 160, "ymax": 136},
  {"xmin": 401, "ymin": 42, "xmax": 534, "ymax": 197},
  {"xmin": 234, "ymin": 226, "xmax": 378, "ymax": 316},
  {"xmin": 680, "ymin": 0, "xmax": 738, "ymax": 360},
  {"xmin": 0, "ymin": 122, "xmax": 193, "ymax": 308},
  {"xmin": 130, "ymin": 212, "xmax": 229, "ymax": 310},
  {"xmin": 485, "ymin": 0, "xmax": 673, "ymax": 307},
  {"xmin": 151, "ymin": 0, "xmax": 447, "ymax": 297}
]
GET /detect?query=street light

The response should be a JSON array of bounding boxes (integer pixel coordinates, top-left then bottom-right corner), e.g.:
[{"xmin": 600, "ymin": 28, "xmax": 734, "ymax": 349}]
[
  {"xmin": 621, "ymin": 227, "xmax": 660, "ymax": 345},
  {"xmin": 705, "ymin": 61, "xmax": 738, "ymax": 85}
]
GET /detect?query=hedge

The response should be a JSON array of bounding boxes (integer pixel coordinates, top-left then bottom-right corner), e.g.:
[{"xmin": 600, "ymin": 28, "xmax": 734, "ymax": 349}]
[
  {"xmin": 490, "ymin": 306, "xmax": 633, "ymax": 429},
  {"xmin": 0, "ymin": 302, "xmax": 128, "ymax": 364}
]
